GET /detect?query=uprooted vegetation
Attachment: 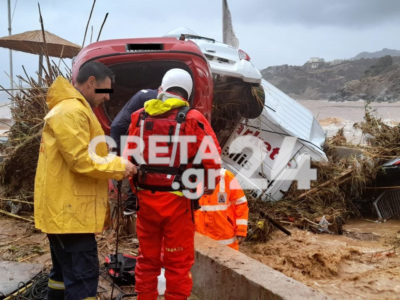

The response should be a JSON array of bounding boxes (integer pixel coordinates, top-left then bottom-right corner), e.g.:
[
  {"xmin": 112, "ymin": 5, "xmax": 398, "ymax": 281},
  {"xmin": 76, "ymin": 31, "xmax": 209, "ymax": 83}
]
[
  {"xmin": 247, "ymin": 106, "xmax": 400, "ymax": 242},
  {"xmin": 0, "ymin": 63, "xmax": 69, "ymax": 204}
]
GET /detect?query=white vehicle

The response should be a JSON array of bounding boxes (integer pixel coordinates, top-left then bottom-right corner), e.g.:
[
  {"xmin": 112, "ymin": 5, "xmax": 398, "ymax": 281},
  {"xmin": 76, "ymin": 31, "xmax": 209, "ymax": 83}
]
[{"xmin": 168, "ymin": 28, "xmax": 327, "ymax": 201}]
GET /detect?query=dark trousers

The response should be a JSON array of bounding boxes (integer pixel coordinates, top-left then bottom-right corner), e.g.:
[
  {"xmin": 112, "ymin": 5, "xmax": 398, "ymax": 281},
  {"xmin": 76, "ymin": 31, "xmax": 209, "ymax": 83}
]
[{"xmin": 47, "ymin": 234, "xmax": 99, "ymax": 300}]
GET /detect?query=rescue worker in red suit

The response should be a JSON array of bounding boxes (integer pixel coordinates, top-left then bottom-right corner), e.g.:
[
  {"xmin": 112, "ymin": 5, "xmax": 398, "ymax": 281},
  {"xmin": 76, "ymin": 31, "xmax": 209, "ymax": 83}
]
[
  {"xmin": 195, "ymin": 168, "xmax": 249, "ymax": 250},
  {"xmin": 125, "ymin": 68, "xmax": 221, "ymax": 300}
]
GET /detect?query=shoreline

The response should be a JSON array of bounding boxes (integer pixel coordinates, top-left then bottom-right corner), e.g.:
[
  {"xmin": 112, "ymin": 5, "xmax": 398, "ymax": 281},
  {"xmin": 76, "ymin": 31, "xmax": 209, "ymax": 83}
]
[{"xmin": 298, "ymin": 99, "xmax": 400, "ymax": 124}]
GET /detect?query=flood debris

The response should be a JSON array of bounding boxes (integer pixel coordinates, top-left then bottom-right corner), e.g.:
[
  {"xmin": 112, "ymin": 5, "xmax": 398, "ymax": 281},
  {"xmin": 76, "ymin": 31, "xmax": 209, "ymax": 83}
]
[
  {"xmin": 247, "ymin": 105, "xmax": 400, "ymax": 241},
  {"xmin": 0, "ymin": 62, "xmax": 68, "ymax": 210}
]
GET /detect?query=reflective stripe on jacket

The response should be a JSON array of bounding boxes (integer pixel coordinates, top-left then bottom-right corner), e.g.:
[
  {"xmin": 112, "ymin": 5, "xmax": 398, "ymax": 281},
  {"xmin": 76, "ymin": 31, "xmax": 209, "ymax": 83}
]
[
  {"xmin": 34, "ymin": 76, "xmax": 126, "ymax": 233},
  {"xmin": 194, "ymin": 168, "xmax": 249, "ymax": 244}
]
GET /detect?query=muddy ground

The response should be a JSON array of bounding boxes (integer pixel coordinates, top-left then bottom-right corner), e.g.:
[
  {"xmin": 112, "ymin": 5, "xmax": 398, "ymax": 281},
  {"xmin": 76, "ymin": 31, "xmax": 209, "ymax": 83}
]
[
  {"xmin": 0, "ymin": 216, "xmax": 202, "ymax": 299},
  {"xmin": 0, "ymin": 216, "xmax": 399, "ymax": 299},
  {"xmin": 241, "ymin": 219, "xmax": 400, "ymax": 300}
]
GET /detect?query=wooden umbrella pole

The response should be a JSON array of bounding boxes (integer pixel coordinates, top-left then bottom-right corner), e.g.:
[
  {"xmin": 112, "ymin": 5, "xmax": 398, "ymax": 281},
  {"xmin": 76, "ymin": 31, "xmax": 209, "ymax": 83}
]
[
  {"xmin": 38, "ymin": 3, "xmax": 53, "ymax": 80},
  {"xmin": 57, "ymin": 45, "xmax": 65, "ymax": 70},
  {"xmin": 38, "ymin": 54, "xmax": 43, "ymax": 85}
]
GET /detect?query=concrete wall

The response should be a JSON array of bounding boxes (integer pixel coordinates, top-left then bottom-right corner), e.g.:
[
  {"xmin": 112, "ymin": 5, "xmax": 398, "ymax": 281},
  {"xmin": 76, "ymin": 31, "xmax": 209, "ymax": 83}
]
[{"xmin": 192, "ymin": 233, "xmax": 330, "ymax": 300}]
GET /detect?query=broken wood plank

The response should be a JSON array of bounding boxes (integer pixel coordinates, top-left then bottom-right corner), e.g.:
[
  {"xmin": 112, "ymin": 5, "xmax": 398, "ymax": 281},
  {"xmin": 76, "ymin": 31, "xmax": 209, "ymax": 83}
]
[
  {"xmin": 366, "ymin": 186, "xmax": 400, "ymax": 190},
  {"xmin": 0, "ymin": 198, "xmax": 33, "ymax": 205},
  {"xmin": 296, "ymin": 169, "xmax": 353, "ymax": 200},
  {"xmin": 0, "ymin": 209, "xmax": 34, "ymax": 223}
]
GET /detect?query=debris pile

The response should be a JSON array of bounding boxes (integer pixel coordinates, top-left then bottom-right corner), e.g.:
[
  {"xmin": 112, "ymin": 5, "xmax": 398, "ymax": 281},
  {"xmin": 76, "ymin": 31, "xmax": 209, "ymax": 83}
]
[
  {"xmin": 247, "ymin": 106, "xmax": 400, "ymax": 241},
  {"xmin": 0, "ymin": 63, "xmax": 69, "ymax": 206}
]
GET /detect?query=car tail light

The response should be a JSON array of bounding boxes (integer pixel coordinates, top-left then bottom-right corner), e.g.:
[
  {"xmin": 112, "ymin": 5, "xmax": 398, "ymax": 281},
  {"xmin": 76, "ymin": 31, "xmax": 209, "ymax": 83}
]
[{"xmin": 238, "ymin": 49, "xmax": 250, "ymax": 61}]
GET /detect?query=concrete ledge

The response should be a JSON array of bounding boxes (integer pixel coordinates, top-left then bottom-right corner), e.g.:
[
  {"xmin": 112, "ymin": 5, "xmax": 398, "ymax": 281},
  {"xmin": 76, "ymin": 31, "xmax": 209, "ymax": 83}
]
[
  {"xmin": 0, "ymin": 261, "xmax": 43, "ymax": 296},
  {"xmin": 192, "ymin": 233, "xmax": 330, "ymax": 300}
]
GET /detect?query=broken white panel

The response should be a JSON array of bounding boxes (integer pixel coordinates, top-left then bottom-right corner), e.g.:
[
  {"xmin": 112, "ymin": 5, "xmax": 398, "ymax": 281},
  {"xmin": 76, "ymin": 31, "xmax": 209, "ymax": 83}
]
[
  {"xmin": 262, "ymin": 79, "xmax": 326, "ymax": 157},
  {"xmin": 222, "ymin": 118, "xmax": 302, "ymax": 201},
  {"xmin": 222, "ymin": 79, "xmax": 327, "ymax": 202}
]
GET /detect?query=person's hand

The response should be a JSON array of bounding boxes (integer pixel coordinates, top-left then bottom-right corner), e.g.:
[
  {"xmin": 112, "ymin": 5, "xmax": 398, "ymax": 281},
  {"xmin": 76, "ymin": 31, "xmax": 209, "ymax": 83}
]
[
  {"xmin": 237, "ymin": 236, "xmax": 245, "ymax": 244},
  {"xmin": 124, "ymin": 160, "xmax": 137, "ymax": 178}
]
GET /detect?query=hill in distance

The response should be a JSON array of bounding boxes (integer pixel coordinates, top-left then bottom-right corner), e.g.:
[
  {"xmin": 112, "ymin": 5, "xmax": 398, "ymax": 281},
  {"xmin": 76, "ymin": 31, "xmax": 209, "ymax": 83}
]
[
  {"xmin": 262, "ymin": 49, "xmax": 400, "ymax": 102},
  {"xmin": 352, "ymin": 48, "xmax": 400, "ymax": 60}
]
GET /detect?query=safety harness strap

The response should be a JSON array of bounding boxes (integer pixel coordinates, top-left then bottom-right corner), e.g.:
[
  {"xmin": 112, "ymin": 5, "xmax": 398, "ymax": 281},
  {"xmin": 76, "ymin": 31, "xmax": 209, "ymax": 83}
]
[{"xmin": 136, "ymin": 106, "xmax": 192, "ymax": 192}]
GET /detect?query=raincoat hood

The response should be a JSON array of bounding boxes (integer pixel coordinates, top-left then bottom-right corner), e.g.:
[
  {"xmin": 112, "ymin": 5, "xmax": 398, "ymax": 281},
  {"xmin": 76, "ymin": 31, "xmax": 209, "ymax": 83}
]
[
  {"xmin": 144, "ymin": 97, "xmax": 189, "ymax": 116},
  {"xmin": 46, "ymin": 76, "xmax": 88, "ymax": 110}
]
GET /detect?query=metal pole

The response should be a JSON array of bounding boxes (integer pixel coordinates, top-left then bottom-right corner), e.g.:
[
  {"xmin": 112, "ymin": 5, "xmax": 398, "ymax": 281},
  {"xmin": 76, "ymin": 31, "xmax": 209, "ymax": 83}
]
[{"xmin": 7, "ymin": 0, "xmax": 14, "ymax": 96}]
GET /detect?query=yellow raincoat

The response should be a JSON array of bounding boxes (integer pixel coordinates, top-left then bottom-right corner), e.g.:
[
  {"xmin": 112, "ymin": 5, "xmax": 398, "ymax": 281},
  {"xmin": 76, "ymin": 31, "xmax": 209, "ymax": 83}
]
[{"xmin": 34, "ymin": 76, "xmax": 126, "ymax": 234}]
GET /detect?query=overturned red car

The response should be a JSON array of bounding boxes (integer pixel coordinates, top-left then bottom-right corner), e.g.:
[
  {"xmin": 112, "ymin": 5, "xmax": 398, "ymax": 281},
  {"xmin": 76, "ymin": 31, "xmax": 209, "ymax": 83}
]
[{"xmin": 71, "ymin": 36, "xmax": 214, "ymax": 135}]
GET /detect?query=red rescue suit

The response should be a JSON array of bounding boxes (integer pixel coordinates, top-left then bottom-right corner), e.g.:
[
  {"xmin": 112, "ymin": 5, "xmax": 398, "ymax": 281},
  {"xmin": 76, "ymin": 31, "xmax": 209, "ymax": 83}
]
[{"xmin": 126, "ymin": 98, "xmax": 221, "ymax": 300}]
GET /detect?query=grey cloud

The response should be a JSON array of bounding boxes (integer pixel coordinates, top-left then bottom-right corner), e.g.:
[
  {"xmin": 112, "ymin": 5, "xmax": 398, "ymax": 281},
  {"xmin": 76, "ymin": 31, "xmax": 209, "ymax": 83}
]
[{"xmin": 233, "ymin": 0, "xmax": 400, "ymax": 28}]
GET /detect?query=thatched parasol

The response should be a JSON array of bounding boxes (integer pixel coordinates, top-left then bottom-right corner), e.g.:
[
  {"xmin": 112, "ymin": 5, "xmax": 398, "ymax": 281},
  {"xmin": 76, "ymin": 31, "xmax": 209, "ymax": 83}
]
[
  {"xmin": 0, "ymin": 30, "xmax": 81, "ymax": 58},
  {"xmin": 0, "ymin": 30, "xmax": 81, "ymax": 83}
]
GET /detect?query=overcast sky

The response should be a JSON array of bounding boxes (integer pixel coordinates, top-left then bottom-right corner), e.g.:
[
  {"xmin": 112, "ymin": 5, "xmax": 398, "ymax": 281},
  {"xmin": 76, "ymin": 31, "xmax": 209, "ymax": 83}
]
[{"xmin": 1, "ymin": 0, "xmax": 400, "ymax": 107}]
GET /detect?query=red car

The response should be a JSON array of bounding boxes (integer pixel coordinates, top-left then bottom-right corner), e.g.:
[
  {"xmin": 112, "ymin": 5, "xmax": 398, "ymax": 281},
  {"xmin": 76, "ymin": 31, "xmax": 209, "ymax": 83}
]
[{"xmin": 71, "ymin": 37, "xmax": 214, "ymax": 135}]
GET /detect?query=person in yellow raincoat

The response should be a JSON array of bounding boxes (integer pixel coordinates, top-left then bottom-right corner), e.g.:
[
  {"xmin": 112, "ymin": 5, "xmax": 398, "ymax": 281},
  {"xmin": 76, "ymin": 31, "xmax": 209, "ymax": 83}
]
[
  {"xmin": 195, "ymin": 168, "xmax": 249, "ymax": 250},
  {"xmin": 34, "ymin": 61, "xmax": 136, "ymax": 300}
]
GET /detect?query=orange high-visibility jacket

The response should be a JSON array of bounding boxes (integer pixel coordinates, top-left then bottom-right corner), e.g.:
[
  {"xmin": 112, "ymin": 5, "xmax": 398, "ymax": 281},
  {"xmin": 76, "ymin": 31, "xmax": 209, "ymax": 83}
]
[{"xmin": 195, "ymin": 168, "xmax": 248, "ymax": 250}]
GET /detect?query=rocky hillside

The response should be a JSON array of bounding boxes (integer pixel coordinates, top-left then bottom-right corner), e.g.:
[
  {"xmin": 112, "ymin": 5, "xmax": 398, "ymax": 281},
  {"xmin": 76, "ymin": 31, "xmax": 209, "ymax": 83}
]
[
  {"xmin": 352, "ymin": 48, "xmax": 400, "ymax": 60},
  {"xmin": 262, "ymin": 54, "xmax": 400, "ymax": 102}
]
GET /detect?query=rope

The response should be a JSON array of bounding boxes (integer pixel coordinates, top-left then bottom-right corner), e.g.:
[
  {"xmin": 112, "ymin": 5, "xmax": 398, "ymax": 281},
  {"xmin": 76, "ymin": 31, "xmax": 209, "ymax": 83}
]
[
  {"xmin": 110, "ymin": 181, "xmax": 122, "ymax": 300},
  {"xmin": 5, "ymin": 272, "xmax": 48, "ymax": 300}
]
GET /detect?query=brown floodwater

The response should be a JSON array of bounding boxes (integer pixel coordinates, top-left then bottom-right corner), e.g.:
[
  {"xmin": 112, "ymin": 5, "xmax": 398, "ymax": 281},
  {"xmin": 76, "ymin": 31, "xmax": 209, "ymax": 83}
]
[
  {"xmin": 297, "ymin": 100, "xmax": 400, "ymax": 144},
  {"xmin": 298, "ymin": 100, "xmax": 400, "ymax": 124},
  {"xmin": 241, "ymin": 219, "xmax": 400, "ymax": 299}
]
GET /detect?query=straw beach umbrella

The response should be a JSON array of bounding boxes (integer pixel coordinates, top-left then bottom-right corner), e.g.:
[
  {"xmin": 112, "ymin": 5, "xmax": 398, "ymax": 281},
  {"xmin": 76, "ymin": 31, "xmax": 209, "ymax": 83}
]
[
  {"xmin": 0, "ymin": 30, "xmax": 81, "ymax": 83},
  {"xmin": 0, "ymin": 30, "xmax": 80, "ymax": 58}
]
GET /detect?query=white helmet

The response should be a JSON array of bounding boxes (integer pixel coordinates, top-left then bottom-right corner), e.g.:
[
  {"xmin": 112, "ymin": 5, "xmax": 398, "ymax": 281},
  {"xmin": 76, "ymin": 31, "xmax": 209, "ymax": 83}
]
[{"xmin": 160, "ymin": 68, "xmax": 193, "ymax": 100}]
